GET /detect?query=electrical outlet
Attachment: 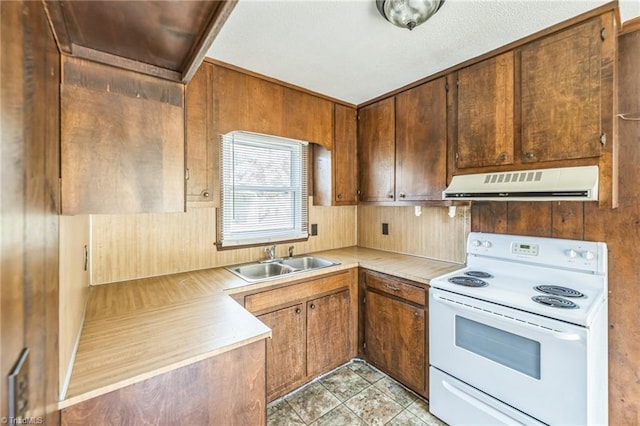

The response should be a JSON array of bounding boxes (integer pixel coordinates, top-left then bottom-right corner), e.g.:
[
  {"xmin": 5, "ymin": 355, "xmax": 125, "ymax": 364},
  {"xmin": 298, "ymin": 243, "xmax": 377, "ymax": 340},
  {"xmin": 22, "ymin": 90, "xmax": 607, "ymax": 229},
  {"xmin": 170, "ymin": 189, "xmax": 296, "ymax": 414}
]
[
  {"xmin": 311, "ymin": 224, "xmax": 318, "ymax": 236},
  {"xmin": 382, "ymin": 223, "xmax": 389, "ymax": 235},
  {"xmin": 8, "ymin": 348, "xmax": 29, "ymax": 422}
]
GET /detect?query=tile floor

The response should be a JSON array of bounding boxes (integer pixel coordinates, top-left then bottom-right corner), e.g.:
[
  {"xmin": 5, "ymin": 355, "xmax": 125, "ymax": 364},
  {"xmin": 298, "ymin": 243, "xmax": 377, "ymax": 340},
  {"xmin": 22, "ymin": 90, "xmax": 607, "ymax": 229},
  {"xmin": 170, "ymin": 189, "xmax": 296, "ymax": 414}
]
[{"xmin": 267, "ymin": 360, "xmax": 447, "ymax": 426}]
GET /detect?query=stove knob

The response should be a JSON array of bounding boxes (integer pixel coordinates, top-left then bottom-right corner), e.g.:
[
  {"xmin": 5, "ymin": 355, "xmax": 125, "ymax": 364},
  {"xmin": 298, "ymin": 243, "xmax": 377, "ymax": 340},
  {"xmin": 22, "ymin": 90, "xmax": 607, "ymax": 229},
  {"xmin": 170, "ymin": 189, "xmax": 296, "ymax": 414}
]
[
  {"xmin": 482, "ymin": 240, "xmax": 492, "ymax": 248},
  {"xmin": 581, "ymin": 250, "xmax": 595, "ymax": 260},
  {"xmin": 472, "ymin": 239, "xmax": 481, "ymax": 247},
  {"xmin": 565, "ymin": 249, "xmax": 578, "ymax": 258}
]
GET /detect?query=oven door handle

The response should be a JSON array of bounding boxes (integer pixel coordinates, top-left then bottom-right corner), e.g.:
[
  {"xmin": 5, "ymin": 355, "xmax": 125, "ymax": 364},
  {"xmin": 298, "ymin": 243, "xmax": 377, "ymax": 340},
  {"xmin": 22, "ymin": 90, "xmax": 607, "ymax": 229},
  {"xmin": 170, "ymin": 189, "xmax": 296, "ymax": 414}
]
[
  {"xmin": 441, "ymin": 378, "xmax": 524, "ymax": 424},
  {"xmin": 432, "ymin": 294, "xmax": 583, "ymax": 341}
]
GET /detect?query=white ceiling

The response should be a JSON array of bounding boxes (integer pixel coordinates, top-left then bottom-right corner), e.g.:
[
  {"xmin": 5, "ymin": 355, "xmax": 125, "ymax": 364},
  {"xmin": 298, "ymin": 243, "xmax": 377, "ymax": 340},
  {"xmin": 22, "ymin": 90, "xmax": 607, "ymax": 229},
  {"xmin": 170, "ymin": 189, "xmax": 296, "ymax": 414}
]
[{"xmin": 207, "ymin": 0, "xmax": 640, "ymax": 105}]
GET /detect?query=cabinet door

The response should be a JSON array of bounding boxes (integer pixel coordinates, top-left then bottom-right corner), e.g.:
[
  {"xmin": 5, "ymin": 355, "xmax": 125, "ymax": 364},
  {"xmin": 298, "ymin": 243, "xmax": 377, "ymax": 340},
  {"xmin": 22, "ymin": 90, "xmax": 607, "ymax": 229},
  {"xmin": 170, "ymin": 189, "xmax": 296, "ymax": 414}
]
[
  {"xmin": 519, "ymin": 18, "xmax": 603, "ymax": 163},
  {"xmin": 364, "ymin": 290, "xmax": 426, "ymax": 395},
  {"xmin": 60, "ymin": 57, "xmax": 185, "ymax": 214},
  {"xmin": 455, "ymin": 52, "xmax": 514, "ymax": 169},
  {"xmin": 334, "ymin": 105, "xmax": 358, "ymax": 205},
  {"xmin": 185, "ymin": 62, "xmax": 217, "ymax": 206},
  {"xmin": 258, "ymin": 304, "xmax": 306, "ymax": 400},
  {"xmin": 307, "ymin": 290, "xmax": 351, "ymax": 377},
  {"xmin": 284, "ymin": 88, "xmax": 333, "ymax": 149},
  {"xmin": 358, "ymin": 98, "xmax": 395, "ymax": 202},
  {"xmin": 396, "ymin": 77, "xmax": 447, "ymax": 200}
]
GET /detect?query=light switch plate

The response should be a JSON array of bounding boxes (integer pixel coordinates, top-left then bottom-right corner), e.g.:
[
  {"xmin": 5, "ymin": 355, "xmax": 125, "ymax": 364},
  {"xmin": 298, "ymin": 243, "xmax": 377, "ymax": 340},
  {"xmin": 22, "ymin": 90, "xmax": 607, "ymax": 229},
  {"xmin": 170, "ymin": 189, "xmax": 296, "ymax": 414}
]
[{"xmin": 8, "ymin": 348, "xmax": 29, "ymax": 422}]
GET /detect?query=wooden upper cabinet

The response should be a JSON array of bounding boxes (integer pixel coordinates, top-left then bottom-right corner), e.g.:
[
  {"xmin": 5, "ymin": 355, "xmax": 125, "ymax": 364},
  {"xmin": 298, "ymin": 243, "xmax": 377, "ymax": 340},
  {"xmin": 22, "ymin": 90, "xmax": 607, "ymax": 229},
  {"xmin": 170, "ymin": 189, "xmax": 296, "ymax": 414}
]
[
  {"xmin": 284, "ymin": 88, "xmax": 333, "ymax": 149},
  {"xmin": 185, "ymin": 62, "xmax": 218, "ymax": 207},
  {"xmin": 333, "ymin": 105, "xmax": 359, "ymax": 204},
  {"xmin": 396, "ymin": 77, "xmax": 447, "ymax": 200},
  {"xmin": 454, "ymin": 52, "xmax": 515, "ymax": 169},
  {"xmin": 61, "ymin": 56, "xmax": 185, "ymax": 214},
  {"xmin": 358, "ymin": 98, "xmax": 396, "ymax": 202},
  {"xmin": 212, "ymin": 64, "xmax": 249, "ymax": 134},
  {"xmin": 519, "ymin": 17, "xmax": 604, "ymax": 163}
]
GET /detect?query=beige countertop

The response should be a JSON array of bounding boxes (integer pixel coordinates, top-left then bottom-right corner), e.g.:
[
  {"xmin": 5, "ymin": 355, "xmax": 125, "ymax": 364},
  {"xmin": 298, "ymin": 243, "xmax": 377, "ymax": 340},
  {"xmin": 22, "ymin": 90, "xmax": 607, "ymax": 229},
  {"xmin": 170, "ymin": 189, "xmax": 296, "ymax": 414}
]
[{"xmin": 60, "ymin": 246, "xmax": 462, "ymax": 409}]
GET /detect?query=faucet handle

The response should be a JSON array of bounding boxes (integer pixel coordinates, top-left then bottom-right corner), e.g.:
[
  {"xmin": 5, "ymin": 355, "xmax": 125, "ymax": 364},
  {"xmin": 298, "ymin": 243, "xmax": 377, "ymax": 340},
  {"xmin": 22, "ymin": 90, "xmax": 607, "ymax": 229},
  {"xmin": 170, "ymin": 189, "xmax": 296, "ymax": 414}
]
[{"xmin": 288, "ymin": 246, "xmax": 294, "ymax": 258}]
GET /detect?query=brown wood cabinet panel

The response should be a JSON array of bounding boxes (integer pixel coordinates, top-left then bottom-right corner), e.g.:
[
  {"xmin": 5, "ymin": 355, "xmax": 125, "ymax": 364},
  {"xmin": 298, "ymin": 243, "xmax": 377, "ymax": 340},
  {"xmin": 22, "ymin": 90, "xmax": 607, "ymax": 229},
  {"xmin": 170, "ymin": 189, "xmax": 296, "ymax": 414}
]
[
  {"xmin": 364, "ymin": 271, "xmax": 425, "ymax": 306},
  {"xmin": 61, "ymin": 57, "xmax": 185, "ymax": 214},
  {"xmin": 247, "ymin": 76, "xmax": 284, "ymax": 137},
  {"xmin": 395, "ymin": 77, "xmax": 447, "ymax": 200},
  {"xmin": 61, "ymin": 340, "xmax": 266, "ymax": 425},
  {"xmin": 358, "ymin": 98, "xmax": 395, "ymax": 202},
  {"xmin": 258, "ymin": 304, "xmax": 306, "ymax": 401},
  {"xmin": 186, "ymin": 61, "xmax": 218, "ymax": 207},
  {"xmin": 307, "ymin": 290, "xmax": 351, "ymax": 377},
  {"xmin": 454, "ymin": 52, "xmax": 514, "ymax": 169},
  {"xmin": 333, "ymin": 104, "xmax": 358, "ymax": 205},
  {"xmin": 284, "ymin": 88, "xmax": 333, "ymax": 149},
  {"xmin": 519, "ymin": 18, "xmax": 603, "ymax": 163},
  {"xmin": 364, "ymin": 290, "xmax": 426, "ymax": 396},
  {"xmin": 212, "ymin": 64, "xmax": 249, "ymax": 134}
]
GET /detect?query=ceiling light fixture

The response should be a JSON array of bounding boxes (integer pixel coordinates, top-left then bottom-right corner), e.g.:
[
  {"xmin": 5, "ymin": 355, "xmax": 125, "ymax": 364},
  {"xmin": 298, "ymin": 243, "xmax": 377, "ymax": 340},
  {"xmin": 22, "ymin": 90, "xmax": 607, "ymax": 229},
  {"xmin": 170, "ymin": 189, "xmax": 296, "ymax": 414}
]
[{"xmin": 376, "ymin": 0, "xmax": 445, "ymax": 31}]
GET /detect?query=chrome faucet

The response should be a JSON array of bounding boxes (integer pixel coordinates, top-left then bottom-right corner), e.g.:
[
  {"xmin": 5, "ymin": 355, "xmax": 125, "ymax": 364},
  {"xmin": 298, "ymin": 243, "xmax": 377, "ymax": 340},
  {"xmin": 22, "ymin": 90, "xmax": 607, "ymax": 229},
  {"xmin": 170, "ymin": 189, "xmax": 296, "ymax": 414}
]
[{"xmin": 263, "ymin": 245, "xmax": 277, "ymax": 262}]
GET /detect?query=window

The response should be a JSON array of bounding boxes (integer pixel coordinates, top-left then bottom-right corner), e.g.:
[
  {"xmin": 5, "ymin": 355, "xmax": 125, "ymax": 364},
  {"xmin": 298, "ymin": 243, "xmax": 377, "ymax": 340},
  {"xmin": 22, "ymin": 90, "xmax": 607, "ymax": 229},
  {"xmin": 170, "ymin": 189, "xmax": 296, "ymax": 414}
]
[{"xmin": 218, "ymin": 131, "xmax": 309, "ymax": 248}]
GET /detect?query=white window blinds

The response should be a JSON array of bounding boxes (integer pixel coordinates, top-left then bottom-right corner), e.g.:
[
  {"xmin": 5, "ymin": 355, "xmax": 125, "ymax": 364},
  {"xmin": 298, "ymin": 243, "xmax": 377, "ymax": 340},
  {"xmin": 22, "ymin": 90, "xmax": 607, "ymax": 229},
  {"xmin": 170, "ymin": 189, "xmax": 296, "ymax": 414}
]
[{"xmin": 218, "ymin": 131, "xmax": 309, "ymax": 248}]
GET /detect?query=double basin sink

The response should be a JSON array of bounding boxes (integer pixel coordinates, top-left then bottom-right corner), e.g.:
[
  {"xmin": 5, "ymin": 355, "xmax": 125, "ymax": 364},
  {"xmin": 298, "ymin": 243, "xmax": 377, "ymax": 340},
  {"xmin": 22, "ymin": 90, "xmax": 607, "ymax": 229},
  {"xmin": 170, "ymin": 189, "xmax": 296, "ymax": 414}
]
[{"xmin": 226, "ymin": 256, "xmax": 340, "ymax": 283}]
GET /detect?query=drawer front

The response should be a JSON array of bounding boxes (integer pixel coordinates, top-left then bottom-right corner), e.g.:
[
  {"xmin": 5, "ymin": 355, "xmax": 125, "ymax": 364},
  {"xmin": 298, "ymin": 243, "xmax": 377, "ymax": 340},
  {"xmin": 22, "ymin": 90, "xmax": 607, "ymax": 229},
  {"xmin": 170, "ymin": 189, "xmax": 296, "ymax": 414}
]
[
  {"xmin": 365, "ymin": 271, "xmax": 425, "ymax": 306},
  {"xmin": 245, "ymin": 270, "xmax": 352, "ymax": 314}
]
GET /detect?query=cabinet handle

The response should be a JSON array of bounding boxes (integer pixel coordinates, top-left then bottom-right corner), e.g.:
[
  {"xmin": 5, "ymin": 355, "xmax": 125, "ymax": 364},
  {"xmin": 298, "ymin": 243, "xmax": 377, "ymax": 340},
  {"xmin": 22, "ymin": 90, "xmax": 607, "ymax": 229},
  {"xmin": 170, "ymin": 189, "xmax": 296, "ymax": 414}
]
[
  {"xmin": 384, "ymin": 283, "xmax": 401, "ymax": 292},
  {"xmin": 310, "ymin": 303, "xmax": 316, "ymax": 310},
  {"xmin": 337, "ymin": 193, "xmax": 343, "ymax": 200},
  {"xmin": 498, "ymin": 153, "xmax": 507, "ymax": 162},
  {"xmin": 295, "ymin": 308, "xmax": 301, "ymax": 314},
  {"xmin": 387, "ymin": 193, "xmax": 394, "ymax": 199},
  {"xmin": 525, "ymin": 152, "xmax": 535, "ymax": 160},
  {"xmin": 399, "ymin": 193, "xmax": 406, "ymax": 199},
  {"xmin": 414, "ymin": 311, "xmax": 421, "ymax": 318},
  {"xmin": 202, "ymin": 191, "xmax": 210, "ymax": 198}
]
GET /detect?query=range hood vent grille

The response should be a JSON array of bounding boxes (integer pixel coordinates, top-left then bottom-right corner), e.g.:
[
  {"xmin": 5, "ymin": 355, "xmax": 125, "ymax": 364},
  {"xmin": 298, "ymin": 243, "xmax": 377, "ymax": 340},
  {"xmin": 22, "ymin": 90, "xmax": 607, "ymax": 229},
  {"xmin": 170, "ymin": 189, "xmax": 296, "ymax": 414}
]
[{"xmin": 443, "ymin": 166, "xmax": 598, "ymax": 201}]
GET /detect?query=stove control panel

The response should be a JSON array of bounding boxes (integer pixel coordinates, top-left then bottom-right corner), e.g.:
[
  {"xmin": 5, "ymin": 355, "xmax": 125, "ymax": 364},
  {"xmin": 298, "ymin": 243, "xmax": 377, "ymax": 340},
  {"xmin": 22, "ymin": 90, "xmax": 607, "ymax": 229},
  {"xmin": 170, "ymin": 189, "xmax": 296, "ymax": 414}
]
[{"xmin": 467, "ymin": 232, "xmax": 608, "ymax": 274}]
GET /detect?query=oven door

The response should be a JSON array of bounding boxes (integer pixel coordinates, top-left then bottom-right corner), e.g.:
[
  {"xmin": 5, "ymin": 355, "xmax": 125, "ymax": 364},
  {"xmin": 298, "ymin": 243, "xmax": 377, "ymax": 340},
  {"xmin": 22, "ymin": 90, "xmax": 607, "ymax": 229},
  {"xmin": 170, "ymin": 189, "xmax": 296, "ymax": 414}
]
[{"xmin": 429, "ymin": 288, "xmax": 589, "ymax": 426}]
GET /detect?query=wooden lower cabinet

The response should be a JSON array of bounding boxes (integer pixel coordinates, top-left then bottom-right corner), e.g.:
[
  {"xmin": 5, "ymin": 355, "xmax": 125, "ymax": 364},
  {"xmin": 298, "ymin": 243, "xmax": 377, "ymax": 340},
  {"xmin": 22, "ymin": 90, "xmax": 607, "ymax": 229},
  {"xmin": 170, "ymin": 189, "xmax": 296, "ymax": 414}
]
[
  {"xmin": 244, "ymin": 269, "xmax": 357, "ymax": 401},
  {"xmin": 61, "ymin": 340, "xmax": 266, "ymax": 426},
  {"xmin": 362, "ymin": 270, "xmax": 428, "ymax": 397},
  {"xmin": 258, "ymin": 304, "xmax": 306, "ymax": 398}
]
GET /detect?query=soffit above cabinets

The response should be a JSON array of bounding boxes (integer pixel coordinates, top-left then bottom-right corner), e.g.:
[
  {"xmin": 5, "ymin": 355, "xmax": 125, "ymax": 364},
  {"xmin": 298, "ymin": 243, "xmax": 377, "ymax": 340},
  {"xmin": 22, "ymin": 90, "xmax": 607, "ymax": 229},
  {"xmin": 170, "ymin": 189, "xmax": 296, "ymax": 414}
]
[
  {"xmin": 207, "ymin": 0, "xmax": 640, "ymax": 105},
  {"xmin": 44, "ymin": 0, "xmax": 236, "ymax": 83}
]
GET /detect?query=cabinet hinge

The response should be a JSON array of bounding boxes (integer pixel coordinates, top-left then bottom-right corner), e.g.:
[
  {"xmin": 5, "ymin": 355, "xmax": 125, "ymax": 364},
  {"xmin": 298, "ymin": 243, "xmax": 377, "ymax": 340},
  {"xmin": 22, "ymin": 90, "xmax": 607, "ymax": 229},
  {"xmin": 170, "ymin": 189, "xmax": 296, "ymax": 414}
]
[
  {"xmin": 185, "ymin": 168, "xmax": 190, "ymax": 181},
  {"xmin": 456, "ymin": 79, "xmax": 459, "ymax": 87},
  {"xmin": 356, "ymin": 114, "xmax": 361, "ymax": 121},
  {"xmin": 600, "ymin": 133, "xmax": 606, "ymax": 146},
  {"xmin": 363, "ymin": 296, "xmax": 366, "ymax": 304},
  {"xmin": 363, "ymin": 342, "xmax": 367, "ymax": 350},
  {"xmin": 455, "ymin": 152, "xmax": 459, "ymax": 163},
  {"xmin": 600, "ymin": 27, "xmax": 606, "ymax": 41}
]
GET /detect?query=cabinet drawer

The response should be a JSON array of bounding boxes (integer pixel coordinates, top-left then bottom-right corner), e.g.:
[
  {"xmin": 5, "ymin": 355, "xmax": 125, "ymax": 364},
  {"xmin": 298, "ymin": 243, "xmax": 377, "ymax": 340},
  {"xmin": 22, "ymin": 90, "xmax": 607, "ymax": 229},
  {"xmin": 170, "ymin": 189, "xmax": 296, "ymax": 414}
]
[
  {"xmin": 365, "ymin": 271, "xmax": 425, "ymax": 306},
  {"xmin": 245, "ymin": 271, "xmax": 351, "ymax": 314}
]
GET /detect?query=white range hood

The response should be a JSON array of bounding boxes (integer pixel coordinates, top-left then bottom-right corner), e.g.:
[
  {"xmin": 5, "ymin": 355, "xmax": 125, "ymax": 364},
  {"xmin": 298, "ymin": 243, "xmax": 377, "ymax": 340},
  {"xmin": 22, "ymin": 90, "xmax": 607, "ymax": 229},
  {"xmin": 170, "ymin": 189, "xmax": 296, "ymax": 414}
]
[{"xmin": 443, "ymin": 165, "xmax": 599, "ymax": 201}]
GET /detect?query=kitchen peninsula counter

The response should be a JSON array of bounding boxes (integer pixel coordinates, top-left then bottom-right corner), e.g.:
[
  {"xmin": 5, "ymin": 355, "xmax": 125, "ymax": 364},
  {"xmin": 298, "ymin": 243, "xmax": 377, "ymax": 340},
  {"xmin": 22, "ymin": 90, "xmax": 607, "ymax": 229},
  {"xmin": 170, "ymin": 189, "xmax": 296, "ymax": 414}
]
[{"xmin": 60, "ymin": 246, "xmax": 461, "ymax": 408}]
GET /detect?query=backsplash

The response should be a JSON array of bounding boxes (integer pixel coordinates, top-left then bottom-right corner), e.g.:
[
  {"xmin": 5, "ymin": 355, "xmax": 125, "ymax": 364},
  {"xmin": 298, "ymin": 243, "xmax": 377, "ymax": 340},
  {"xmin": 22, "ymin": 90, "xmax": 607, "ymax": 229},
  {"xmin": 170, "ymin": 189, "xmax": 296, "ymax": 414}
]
[
  {"xmin": 91, "ymin": 200, "xmax": 357, "ymax": 284},
  {"xmin": 357, "ymin": 205, "xmax": 469, "ymax": 264}
]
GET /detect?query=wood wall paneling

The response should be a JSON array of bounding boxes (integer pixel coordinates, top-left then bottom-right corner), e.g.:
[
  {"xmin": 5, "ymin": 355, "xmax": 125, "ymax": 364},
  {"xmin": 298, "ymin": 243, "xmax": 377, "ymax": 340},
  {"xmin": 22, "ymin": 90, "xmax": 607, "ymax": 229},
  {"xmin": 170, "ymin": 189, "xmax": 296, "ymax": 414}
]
[
  {"xmin": 91, "ymin": 201, "xmax": 356, "ymax": 284},
  {"xmin": 1, "ymin": 1, "xmax": 61, "ymax": 423},
  {"xmin": 357, "ymin": 206, "xmax": 468, "ymax": 264},
  {"xmin": 59, "ymin": 216, "xmax": 91, "ymax": 397}
]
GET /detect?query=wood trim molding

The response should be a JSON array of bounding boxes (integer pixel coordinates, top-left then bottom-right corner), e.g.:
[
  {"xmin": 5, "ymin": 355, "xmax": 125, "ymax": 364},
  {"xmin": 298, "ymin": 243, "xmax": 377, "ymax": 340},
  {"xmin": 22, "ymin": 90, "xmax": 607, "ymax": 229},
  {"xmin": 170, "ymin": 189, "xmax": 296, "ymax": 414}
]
[
  {"xmin": 206, "ymin": 58, "xmax": 357, "ymax": 108},
  {"xmin": 621, "ymin": 17, "xmax": 640, "ymax": 35},
  {"xmin": 359, "ymin": 1, "xmax": 620, "ymax": 107},
  {"xmin": 42, "ymin": 0, "xmax": 72, "ymax": 53},
  {"xmin": 181, "ymin": 0, "xmax": 238, "ymax": 83}
]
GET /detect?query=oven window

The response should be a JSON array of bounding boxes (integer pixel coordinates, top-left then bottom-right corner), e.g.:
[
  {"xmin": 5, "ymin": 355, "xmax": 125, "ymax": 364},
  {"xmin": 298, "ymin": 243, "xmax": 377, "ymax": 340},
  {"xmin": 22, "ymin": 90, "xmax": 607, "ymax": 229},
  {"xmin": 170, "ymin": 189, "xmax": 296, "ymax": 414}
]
[{"xmin": 455, "ymin": 316, "xmax": 541, "ymax": 379}]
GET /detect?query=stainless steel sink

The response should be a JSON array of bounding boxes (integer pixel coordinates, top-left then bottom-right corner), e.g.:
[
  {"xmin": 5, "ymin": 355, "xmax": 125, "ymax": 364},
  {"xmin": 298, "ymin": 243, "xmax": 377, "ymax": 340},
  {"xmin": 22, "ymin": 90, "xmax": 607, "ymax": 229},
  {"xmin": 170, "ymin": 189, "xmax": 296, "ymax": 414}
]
[
  {"xmin": 226, "ymin": 256, "xmax": 339, "ymax": 283},
  {"xmin": 281, "ymin": 256, "xmax": 336, "ymax": 270}
]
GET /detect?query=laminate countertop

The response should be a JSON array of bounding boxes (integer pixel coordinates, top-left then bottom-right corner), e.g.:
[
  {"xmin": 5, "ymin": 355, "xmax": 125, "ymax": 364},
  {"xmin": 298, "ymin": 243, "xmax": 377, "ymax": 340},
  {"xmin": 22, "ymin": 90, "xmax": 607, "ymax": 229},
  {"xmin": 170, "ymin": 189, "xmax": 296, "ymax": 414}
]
[{"xmin": 60, "ymin": 246, "xmax": 462, "ymax": 408}]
